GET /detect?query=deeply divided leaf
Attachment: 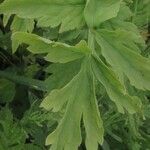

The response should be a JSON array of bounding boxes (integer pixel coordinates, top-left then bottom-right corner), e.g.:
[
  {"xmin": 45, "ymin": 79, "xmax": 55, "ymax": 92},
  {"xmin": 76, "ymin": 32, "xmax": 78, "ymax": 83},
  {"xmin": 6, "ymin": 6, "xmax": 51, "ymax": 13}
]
[
  {"xmin": 94, "ymin": 29, "xmax": 150, "ymax": 90},
  {"xmin": 91, "ymin": 55, "xmax": 142, "ymax": 114},
  {"xmin": 12, "ymin": 32, "xmax": 89, "ymax": 63},
  {"xmin": 0, "ymin": 0, "xmax": 86, "ymax": 32},
  {"xmin": 41, "ymin": 58, "xmax": 104, "ymax": 150}
]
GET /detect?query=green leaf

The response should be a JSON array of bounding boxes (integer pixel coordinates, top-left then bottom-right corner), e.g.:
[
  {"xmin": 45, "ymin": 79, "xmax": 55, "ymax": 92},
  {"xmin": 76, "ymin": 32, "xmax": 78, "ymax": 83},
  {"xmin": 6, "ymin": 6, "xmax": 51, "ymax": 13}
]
[
  {"xmin": 45, "ymin": 59, "xmax": 82, "ymax": 91},
  {"xmin": 12, "ymin": 32, "xmax": 54, "ymax": 53},
  {"xmin": 0, "ymin": 79, "xmax": 15, "ymax": 103},
  {"xmin": 100, "ymin": 3, "xmax": 145, "ymax": 47},
  {"xmin": 106, "ymin": 3, "xmax": 145, "ymax": 47},
  {"xmin": 11, "ymin": 16, "xmax": 34, "ymax": 33},
  {"xmin": 11, "ymin": 17, "xmax": 34, "ymax": 43},
  {"xmin": 11, "ymin": 16, "xmax": 34, "ymax": 51},
  {"xmin": 84, "ymin": 0, "xmax": 121, "ymax": 27},
  {"xmin": 94, "ymin": 29, "xmax": 150, "ymax": 90},
  {"xmin": 0, "ymin": 0, "xmax": 85, "ymax": 32},
  {"xmin": 41, "ymin": 58, "xmax": 104, "ymax": 150},
  {"xmin": 3, "ymin": 14, "xmax": 11, "ymax": 27},
  {"xmin": 114, "ymin": 2, "xmax": 133, "ymax": 20},
  {"xmin": 12, "ymin": 32, "xmax": 89, "ymax": 63},
  {"xmin": 0, "ymin": 108, "xmax": 26, "ymax": 149},
  {"xmin": 91, "ymin": 55, "xmax": 142, "ymax": 114},
  {"xmin": 0, "ymin": 71, "xmax": 47, "ymax": 91},
  {"xmin": 131, "ymin": 0, "xmax": 150, "ymax": 27},
  {"xmin": 45, "ymin": 40, "xmax": 90, "ymax": 63}
]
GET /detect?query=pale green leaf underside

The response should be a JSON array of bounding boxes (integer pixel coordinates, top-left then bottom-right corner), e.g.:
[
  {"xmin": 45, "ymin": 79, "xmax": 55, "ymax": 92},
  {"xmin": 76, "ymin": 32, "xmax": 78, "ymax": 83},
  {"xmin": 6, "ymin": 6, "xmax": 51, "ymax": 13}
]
[
  {"xmin": 11, "ymin": 16, "xmax": 34, "ymax": 51},
  {"xmin": 11, "ymin": 16, "xmax": 34, "ymax": 33},
  {"xmin": 91, "ymin": 55, "xmax": 142, "ymax": 114},
  {"xmin": 94, "ymin": 29, "xmax": 150, "ymax": 90},
  {"xmin": 84, "ymin": 0, "xmax": 121, "ymax": 27},
  {"xmin": 3, "ymin": 14, "xmax": 11, "ymax": 27},
  {"xmin": 12, "ymin": 32, "xmax": 89, "ymax": 63},
  {"xmin": 12, "ymin": 32, "xmax": 53, "ymax": 53},
  {"xmin": 41, "ymin": 58, "xmax": 104, "ymax": 150},
  {"xmin": 0, "ymin": 0, "xmax": 123, "ymax": 32},
  {"xmin": 0, "ymin": 0, "xmax": 85, "ymax": 32}
]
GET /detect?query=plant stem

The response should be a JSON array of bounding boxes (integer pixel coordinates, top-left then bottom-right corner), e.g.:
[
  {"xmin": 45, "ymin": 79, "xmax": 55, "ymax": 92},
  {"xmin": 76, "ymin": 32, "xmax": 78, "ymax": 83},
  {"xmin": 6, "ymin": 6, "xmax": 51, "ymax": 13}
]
[
  {"xmin": 132, "ymin": 0, "xmax": 139, "ymax": 23},
  {"xmin": 88, "ymin": 29, "xmax": 95, "ymax": 52},
  {"xmin": 0, "ymin": 70, "xmax": 48, "ymax": 91}
]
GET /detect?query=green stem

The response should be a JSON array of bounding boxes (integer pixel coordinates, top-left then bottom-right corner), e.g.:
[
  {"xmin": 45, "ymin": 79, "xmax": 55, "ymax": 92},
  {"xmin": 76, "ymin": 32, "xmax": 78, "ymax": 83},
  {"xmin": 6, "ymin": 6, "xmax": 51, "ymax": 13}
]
[
  {"xmin": 88, "ymin": 29, "xmax": 95, "ymax": 52},
  {"xmin": 132, "ymin": 0, "xmax": 139, "ymax": 23},
  {"xmin": 0, "ymin": 70, "xmax": 48, "ymax": 91}
]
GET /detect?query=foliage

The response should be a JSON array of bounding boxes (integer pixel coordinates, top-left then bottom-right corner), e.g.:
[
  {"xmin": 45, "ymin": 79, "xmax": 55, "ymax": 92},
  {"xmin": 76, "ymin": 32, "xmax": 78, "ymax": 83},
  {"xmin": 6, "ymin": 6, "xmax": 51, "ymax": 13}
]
[{"xmin": 0, "ymin": 0, "xmax": 149, "ymax": 150}]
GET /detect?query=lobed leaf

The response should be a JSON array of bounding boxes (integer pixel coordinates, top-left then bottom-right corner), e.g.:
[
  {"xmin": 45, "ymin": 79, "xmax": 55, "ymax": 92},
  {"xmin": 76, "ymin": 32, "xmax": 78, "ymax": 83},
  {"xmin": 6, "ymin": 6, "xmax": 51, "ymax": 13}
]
[
  {"xmin": 91, "ymin": 55, "xmax": 142, "ymax": 114},
  {"xmin": 41, "ymin": 58, "xmax": 104, "ymax": 150},
  {"xmin": 0, "ymin": 0, "xmax": 123, "ymax": 32},
  {"xmin": 84, "ymin": 0, "xmax": 121, "ymax": 27},
  {"xmin": 0, "ymin": 0, "xmax": 85, "ymax": 32},
  {"xmin": 12, "ymin": 32, "xmax": 89, "ymax": 63},
  {"xmin": 94, "ymin": 29, "xmax": 150, "ymax": 90}
]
